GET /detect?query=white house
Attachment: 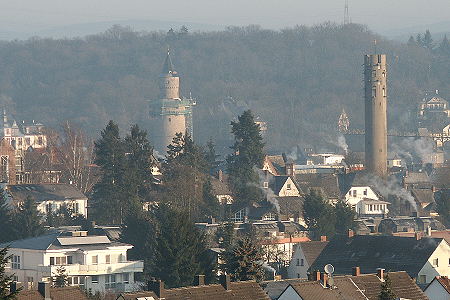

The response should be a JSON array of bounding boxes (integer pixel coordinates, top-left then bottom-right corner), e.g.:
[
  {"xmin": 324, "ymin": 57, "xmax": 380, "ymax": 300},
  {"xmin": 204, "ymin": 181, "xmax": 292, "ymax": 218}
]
[
  {"xmin": 7, "ymin": 183, "xmax": 88, "ymax": 218},
  {"xmin": 344, "ymin": 185, "xmax": 389, "ymax": 216},
  {"xmin": 424, "ymin": 276, "xmax": 450, "ymax": 300},
  {"xmin": 287, "ymin": 240, "xmax": 328, "ymax": 279},
  {"xmin": 2, "ymin": 231, "xmax": 144, "ymax": 293}
]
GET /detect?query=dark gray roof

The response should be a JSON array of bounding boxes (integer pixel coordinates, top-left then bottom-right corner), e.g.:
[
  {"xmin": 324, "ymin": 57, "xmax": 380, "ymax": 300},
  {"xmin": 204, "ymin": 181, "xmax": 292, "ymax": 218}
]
[
  {"xmin": 296, "ymin": 173, "xmax": 341, "ymax": 199},
  {"xmin": 411, "ymin": 188, "xmax": 435, "ymax": 204},
  {"xmin": 404, "ymin": 172, "xmax": 430, "ymax": 184},
  {"xmin": 162, "ymin": 50, "xmax": 175, "ymax": 74},
  {"xmin": 310, "ymin": 235, "xmax": 444, "ymax": 278},
  {"xmin": 8, "ymin": 184, "xmax": 87, "ymax": 203}
]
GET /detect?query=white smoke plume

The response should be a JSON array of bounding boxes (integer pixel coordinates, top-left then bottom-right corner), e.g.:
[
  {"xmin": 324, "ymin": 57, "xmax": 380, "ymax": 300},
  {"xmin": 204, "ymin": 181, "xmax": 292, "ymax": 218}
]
[
  {"xmin": 256, "ymin": 168, "xmax": 281, "ymax": 213},
  {"xmin": 262, "ymin": 262, "xmax": 276, "ymax": 277},
  {"xmin": 337, "ymin": 134, "xmax": 349, "ymax": 155},
  {"xmin": 286, "ymin": 146, "xmax": 298, "ymax": 161},
  {"xmin": 362, "ymin": 174, "xmax": 417, "ymax": 212},
  {"xmin": 390, "ymin": 137, "xmax": 435, "ymax": 164}
]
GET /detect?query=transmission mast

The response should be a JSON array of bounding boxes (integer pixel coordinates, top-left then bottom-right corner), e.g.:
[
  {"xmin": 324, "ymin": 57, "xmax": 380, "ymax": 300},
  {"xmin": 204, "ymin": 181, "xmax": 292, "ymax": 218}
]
[{"xmin": 344, "ymin": 0, "xmax": 350, "ymax": 25}]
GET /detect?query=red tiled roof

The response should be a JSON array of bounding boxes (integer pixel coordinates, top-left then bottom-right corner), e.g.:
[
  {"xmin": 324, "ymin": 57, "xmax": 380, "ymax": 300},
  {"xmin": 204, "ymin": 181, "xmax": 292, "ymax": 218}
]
[{"xmin": 16, "ymin": 287, "xmax": 88, "ymax": 300}]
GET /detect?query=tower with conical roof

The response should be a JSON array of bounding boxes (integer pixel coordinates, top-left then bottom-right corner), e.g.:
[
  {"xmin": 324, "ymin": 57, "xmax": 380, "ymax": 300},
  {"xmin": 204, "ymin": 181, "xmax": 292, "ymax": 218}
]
[{"xmin": 150, "ymin": 50, "xmax": 196, "ymax": 152}]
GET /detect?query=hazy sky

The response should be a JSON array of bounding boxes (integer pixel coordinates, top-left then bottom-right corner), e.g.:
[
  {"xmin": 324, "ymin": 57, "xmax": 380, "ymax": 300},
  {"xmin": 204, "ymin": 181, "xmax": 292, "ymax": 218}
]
[{"xmin": 1, "ymin": 0, "xmax": 449, "ymax": 35}]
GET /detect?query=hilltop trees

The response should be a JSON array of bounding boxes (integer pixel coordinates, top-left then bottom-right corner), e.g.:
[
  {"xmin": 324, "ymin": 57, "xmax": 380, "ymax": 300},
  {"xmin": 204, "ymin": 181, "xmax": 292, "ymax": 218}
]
[{"xmin": 227, "ymin": 110, "xmax": 265, "ymax": 205}]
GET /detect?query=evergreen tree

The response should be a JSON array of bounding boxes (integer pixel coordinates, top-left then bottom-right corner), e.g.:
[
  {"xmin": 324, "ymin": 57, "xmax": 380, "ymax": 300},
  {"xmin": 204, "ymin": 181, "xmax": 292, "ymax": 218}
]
[
  {"xmin": 422, "ymin": 30, "xmax": 433, "ymax": 49},
  {"xmin": 220, "ymin": 237, "xmax": 264, "ymax": 282},
  {"xmin": 205, "ymin": 138, "xmax": 219, "ymax": 173},
  {"xmin": 91, "ymin": 121, "xmax": 126, "ymax": 224},
  {"xmin": 438, "ymin": 35, "xmax": 450, "ymax": 55},
  {"xmin": 124, "ymin": 124, "xmax": 154, "ymax": 203},
  {"xmin": 0, "ymin": 247, "xmax": 21, "ymax": 299},
  {"xmin": 120, "ymin": 208, "xmax": 156, "ymax": 276},
  {"xmin": 0, "ymin": 189, "xmax": 16, "ymax": 243},
  {"xmin": 407, "ymin": 35, "xmax": 416, "ymax": 46},
  {"xmin": 53, "ymin": 266, "xmax": 68, "ymax": 287},
  {"xmin": 201, "ymin": 179, "xmax": 220, "ymax": 220},
  {"xmin": 378, "ymin": 274, "xmax": 397, "ymax": 300},
  {"xmin": 151, "ymin": 204, "xmax": 212, "ymax": 288},
  {"xmin": 227, "ymin": 110, "xmax": 265, "ymax": 205},
  {"xmin": 14, "ymin": 196, "xmax": 44, "ymax": 239},
  {"xmin": 334, "ymin": 200, "xmax": 355, "ymax": 234},
  {"xmin": 179, "ymin": 26, "xmax": 189, "ymax": 36},
  {"xmin": 302, "ymin": 190, "xmax": 336, "ymax": 239},
  {"xmin": 416, "ymin": 33, "xmax": 423, "ymax": 46}
]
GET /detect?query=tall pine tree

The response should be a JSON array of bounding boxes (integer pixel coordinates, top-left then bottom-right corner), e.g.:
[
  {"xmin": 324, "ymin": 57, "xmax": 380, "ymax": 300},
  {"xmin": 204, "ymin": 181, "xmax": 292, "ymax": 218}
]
[
  {"xmin": 220, "ymin": 237, "xmax": 264, "ymax": 282},
  {"xmin": 151, "ymin": 204, "xmax": 212, "ymax": 287},
  {"xmin": 227, "ymin": 110, "xmax": 265, "ymax": 205},
  {"xmin": 378, "ymin": 274, "xmax": 397, "ymax": 300},
  {"xmin": 302, "ymin": 190, "xmax": 336, "ymax": 240},
  {"xmin": 91, "ymin": 121, "xmax": 127, "ymax": 224}
]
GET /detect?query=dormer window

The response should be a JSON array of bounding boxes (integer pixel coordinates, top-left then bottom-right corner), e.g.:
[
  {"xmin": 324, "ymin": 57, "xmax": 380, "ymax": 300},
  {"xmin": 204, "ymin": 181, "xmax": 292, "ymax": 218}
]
[
  {"xmin": 263, "ymin": 182, "xmax": 268, "ymax": 188},
  {"xmin": 286, "ymin": 183, "xmax": 291, "ymax": 190}
]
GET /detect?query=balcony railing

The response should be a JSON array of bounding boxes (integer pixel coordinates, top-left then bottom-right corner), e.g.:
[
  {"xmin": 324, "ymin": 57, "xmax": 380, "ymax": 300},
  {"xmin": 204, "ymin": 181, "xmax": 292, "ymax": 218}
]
[{"xmin": 37, "ymin": 260, "xmax": 144, "ymax": 275}]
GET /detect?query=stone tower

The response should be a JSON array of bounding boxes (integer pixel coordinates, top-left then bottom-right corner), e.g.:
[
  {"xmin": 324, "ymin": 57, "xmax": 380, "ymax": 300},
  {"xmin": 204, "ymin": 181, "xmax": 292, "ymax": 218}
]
[
  {"xmin": 364, "ymin": 54, "xmax": 388, "ymax": 178},
  {"xmin": 151, "ymin": 50, "xmax": 196, "ymax": 152}
]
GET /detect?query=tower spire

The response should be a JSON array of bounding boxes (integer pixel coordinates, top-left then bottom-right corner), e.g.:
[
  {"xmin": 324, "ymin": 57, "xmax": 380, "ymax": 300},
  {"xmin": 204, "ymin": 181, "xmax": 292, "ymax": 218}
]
[{"xmin": 162, "ymin": 48, "xmax": 175, "ymax": 75}]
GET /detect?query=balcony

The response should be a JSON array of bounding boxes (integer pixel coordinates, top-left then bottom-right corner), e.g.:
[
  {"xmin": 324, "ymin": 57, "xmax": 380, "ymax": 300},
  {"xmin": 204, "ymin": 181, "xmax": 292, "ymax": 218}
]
[{"xmin": 37, "ymin": 260, "xmax": 144, "ymax": 276}]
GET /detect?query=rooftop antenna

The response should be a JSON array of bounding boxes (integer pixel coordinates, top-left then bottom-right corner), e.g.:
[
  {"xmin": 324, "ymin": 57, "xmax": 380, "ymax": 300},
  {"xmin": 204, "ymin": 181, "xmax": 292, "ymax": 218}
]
[
  {"xmin": 344, "ymin": 0, "xmax": 350, "ymax": 25},
  {"xmin": 324, "ymin": 264, "xmax": 335, "ymax": 288}
]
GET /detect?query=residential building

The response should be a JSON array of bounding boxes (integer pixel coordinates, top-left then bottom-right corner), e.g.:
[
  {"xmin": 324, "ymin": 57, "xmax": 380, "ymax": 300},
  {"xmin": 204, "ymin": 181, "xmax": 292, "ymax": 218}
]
[
  {"xmin": 344, "ymin": 185, "xmax": 389, "ymax": 216},
  {"xmin": 287, "ymin": 240, "xmax": 329, "ymax": 279},
  {"xmin": 117, "ymin": 275, "xmax": 270, "ymax": 300},
  {"xmin": 1, "ymin": 231, "xmax": 144, "ymax": 293},
  {"xmin": 7, "ymin": 183, "xmax": 88, "ymax": 218},
  {"xmin": 424, "ymin": 276, "xmax": 450, "ymax": 300},
  {"xmin": 310, "ymin": 234, "xmax": 450, "ymax": 285},
  {"xmin": 278, "ymin": 270, "xmax": 428, "ymax": 300}
]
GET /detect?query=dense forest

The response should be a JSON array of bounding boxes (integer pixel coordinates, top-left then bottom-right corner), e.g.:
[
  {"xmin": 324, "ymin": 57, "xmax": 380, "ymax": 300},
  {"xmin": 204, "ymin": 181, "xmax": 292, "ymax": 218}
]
[{"xmin": 0, "ymin": 23, "xmax": 448, "ymax": 154}]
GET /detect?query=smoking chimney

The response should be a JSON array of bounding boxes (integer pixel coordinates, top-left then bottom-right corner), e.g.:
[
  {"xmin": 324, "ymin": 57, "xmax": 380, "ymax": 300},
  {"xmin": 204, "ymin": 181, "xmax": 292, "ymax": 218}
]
[{"xmin": 364, "ymin": 54, "xmax": 388, "ymax": 179}]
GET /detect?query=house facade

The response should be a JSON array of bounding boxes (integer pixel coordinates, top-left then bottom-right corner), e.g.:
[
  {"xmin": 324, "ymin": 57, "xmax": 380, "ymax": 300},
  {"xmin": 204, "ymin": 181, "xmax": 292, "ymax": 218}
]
[
  {"xmin": 287, "ymin": 241, "xmax": 328, "ymax": 279},
  {"xmin": 344, "ymin": 185, "xmax": 389, "ymax": 216},
  {"xmin": 424, "ymin": 276, "xmax": 450, "ymax": 300},
  {"xmin": 2, "ymin": 232, "xmax": 144, "ymax": 293},
  {"xmin": 7, "ymin": 183, "xmax": 88, "ymax": 218}
]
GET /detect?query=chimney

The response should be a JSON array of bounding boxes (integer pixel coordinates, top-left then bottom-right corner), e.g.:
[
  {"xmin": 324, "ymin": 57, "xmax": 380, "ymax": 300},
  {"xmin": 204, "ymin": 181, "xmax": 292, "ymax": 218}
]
[
  {"xmin": 38, "ymin": 282, "xmax": 51, "ymax": 300},
  {"xmin": 310, "ymin": 270, "xmax": 321, "ymax": 281},
  {"xmin": 348, "ymin": 229, "xmax": 354, "ymax": 238},
  {"xmin": 208, "ymin": 216, "xmax": 216, "ymax": 224},
  {"xmin": 415, "ymin": 232, "xmax": 422, "ymax": 240},
  {"xmin": 431, "ymin": 185, "xmax": 436, "ymax": 193},
  {"xmin": 219, "ymin": 274, "xmax": 231, "ymax": 290},
  {"xmin": 148, "ymin": 279, "xmax": 165, "ymax": 298},
  {"xmin": 320, "ymin": 236, "xmax": 327, "ymax": 242},
  {"xmin": 352, "ymin": 266, "xmax": 361, "ymax": 276},
  {"xmin": 321, "ymin": 273, "xmax": 328, "ymax": 287},
  {"xmin": 285, "ymin": 163, "xmax": 294, "ymax": 176},
  {"xmin": 377, "ymin": 268, "xmax": 385, "ymax": 281},
  {"xmin": 195, "ymin": 275, "xmax": 205, "ymax": 286}
]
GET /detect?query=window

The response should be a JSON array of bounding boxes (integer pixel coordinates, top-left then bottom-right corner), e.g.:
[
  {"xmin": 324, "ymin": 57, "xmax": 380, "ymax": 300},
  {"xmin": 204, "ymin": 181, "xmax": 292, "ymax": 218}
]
[
  {"xmin": 263, "ymin": 182, "xmax": 268, "ymax": 188},
  {"xmin": 25, "ymin": 138, "xmax": 30, "ymax": 145},
  {"xmin": 296, "ymin": 258, "xmax": 300, "ymax": 266},
  {"xmin": 79, "ymin": 276, "xmax": 85, "ymax": 287},
  {"xmin": 91, "ymin": 276, "xmax": 99, "ymax": 284},
  {"xmin": 18, "ymin": 138, "xmax": 22, "ymax": 146},
  {"xmin": 300, "ymin": 259, "xmax": 304, "ymax": 266},
  {"xmin": 92, "ymin": 255, "xmax": 98, "ymax": 264},
  {"xmin": 382, "ymin": 88, "xmax": 386, "ymax": 97},
  {"xmin": 67, "ymin": 256, "xmax": 73, "ymax": 265},
  {"xmin": 418, "ymin": 275, "xmax": 426, "ymax": 284},
  {"xmin": 433, "ymin": 258, "xmax": 439, "ymax": 267},
  {"xmin": 38, "ymin": 137, "xmax": 43, "ymax": 145},
  {"xmin": 12, "ymin": 255, "xmax": 20, "ymax": 269},
  {"xmin": 27, "ymin": 277, "xmax": 34, "ymax": 289},
  {"xmin": 50, "ymin": 257, "xmax": 55, "ymax": 265},
  {"xmin": 286, "ymin": 183, "xmax": 291, "ymax": 190},
  {"xmin": 122, "ymin": 273, "xmax": 130, "ymax": 284},
  {"xmin": 297, "ymin": 273, "xmax": 300, "ymax": 278},
  {"xmin": 106, "ymin": 255, "xmax": 111, "ymax": 264},
  {"xmin": 352, "ymin": 190, "xmax": 357, "ymax": 197},
  {"xmin": 55, "ymin": 256, "xmax": 67, "ymax": 265},
  {"xmin": 105, "ymin": 274, "xmax": 116, "ymax": 289}
]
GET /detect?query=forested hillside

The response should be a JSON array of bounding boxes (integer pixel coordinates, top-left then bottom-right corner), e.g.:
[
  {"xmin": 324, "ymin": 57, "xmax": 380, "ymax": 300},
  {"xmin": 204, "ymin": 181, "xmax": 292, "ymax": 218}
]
[{"xmin": 0, "ymin": 23, "xmax": 448, "ymax": 154}]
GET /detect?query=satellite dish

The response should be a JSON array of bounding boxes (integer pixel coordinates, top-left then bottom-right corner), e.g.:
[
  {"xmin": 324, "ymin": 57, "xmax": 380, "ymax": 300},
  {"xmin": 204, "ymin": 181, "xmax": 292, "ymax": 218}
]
[{"xmin": 324, "ymin": 264, "xmax": 335, "ymax": 275}]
